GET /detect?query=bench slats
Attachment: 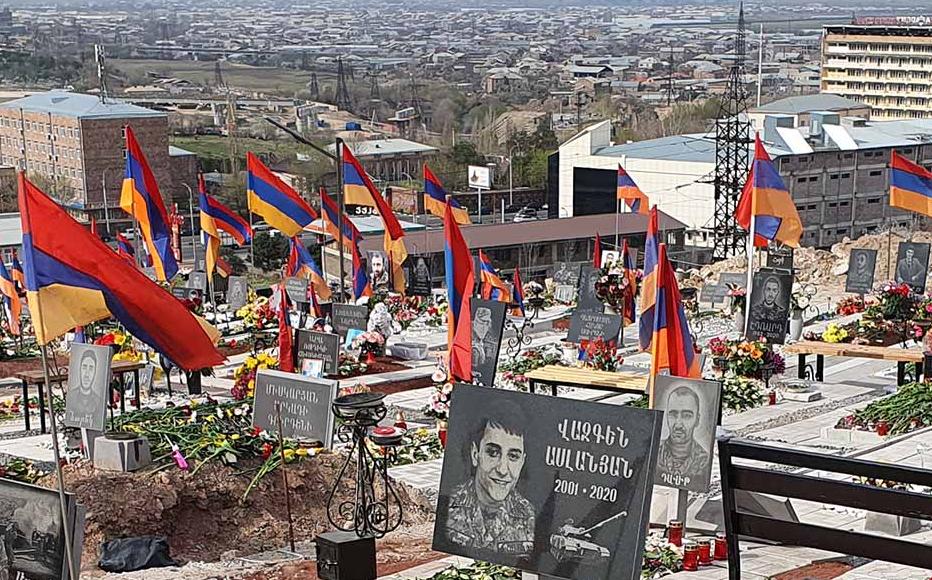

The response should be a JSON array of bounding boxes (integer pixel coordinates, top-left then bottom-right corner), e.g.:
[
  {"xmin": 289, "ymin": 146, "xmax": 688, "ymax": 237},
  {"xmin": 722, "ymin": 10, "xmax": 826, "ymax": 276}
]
[{"xmin": 783, "ymin": 340, "xmax": 923, "ymax": 362}]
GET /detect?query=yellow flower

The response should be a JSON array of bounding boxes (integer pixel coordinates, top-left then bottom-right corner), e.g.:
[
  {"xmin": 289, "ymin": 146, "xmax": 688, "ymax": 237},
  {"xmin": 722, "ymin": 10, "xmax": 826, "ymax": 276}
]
[
  {"xmin": 750, "ymin": 349, "xmax": 762, "ymax": 360},
  {"xmin": 296, "ymin": 447, "xmax": 309, "ymax": 457},
  {"xmin": 231, "ymin": 434, "xmax": 240, "ymax": 441},
  {"xmin": 283, "ymin": 449, "xmax": 295, "ymax": 460}
]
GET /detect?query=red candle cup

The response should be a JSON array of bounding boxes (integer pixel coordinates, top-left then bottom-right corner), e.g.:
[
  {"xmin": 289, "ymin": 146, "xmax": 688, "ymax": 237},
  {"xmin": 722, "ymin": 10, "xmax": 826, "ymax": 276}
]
[
  {"xmin": 683, "ymin": 542, "xmax": 700, "ymax": 571},
  {"xmin": 698, "ymin": 538, "xmax": 713, "ymax": 566},
  {"xmin": 876, "ymin": 420, "xmax": 890, "ymax": 436},
  {"xmin": 714, "ymin": 532, "xmax": 728, "ymax": 560},
  {"xmin": 667, "ymin": 520, "xmax": 684, "ymax": 547},
  {"xmin": 768, "ymin": 390, "xmax": 777, "ymax": 405}
]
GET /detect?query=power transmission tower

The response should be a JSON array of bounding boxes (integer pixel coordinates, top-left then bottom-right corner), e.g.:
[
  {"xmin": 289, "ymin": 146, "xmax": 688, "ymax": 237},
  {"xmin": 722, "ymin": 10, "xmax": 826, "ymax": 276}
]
[
  {"xmin": 94, "ymin": 44, "xmax": 109, "ymax": 103},
  {"xmin": 308, "ymin": 72, "xmax": 320, "ymax": 101},
  {"xmin": 214, "ymin": 60, "xmax": 225, "ymax": 90},
  {"xmin": 712, "ymin": 1, "xmax": 752, "ymax": 262},
  {"xmin": 334, "ymin": 57, "xmax": 352, "ymax": 112}
]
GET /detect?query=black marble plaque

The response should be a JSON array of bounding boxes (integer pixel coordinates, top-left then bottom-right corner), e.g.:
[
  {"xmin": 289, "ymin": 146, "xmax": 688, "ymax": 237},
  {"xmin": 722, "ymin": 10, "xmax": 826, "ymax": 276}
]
[
  {"xmin": 746, "ymin": 270, "xmax": 794, "ymax": 345},
  {"xmin": 567, "ymin": 310, "xmax": 622, "ymax": 343},
  {"xmin": 432, "ymin": 385, "xmax": 662, "ymax": 580},
  {"xmin": 295, "ymin": 330, "xmax": 340, "ymax": 375},
  {"xmin": 332, "ymin": 303, "xmax": 369, "ymax": 337},
  {"xmin": 894, "ymin": 241, "xmax": 930, "ymax": 293},
  {"xmin": 576, "ymin": 266, "xmax": 603, "ymax": 313},
  {"xmin": 284, "ymin": 277, "xmax": 309, "ymax": 304},
  {"xmin": 845, "ymin": 249, "xmax": 877, "ymax": 295},
  {"xmin": 471, "ymin": 299, "xmax": 506, "ymax": 388}
]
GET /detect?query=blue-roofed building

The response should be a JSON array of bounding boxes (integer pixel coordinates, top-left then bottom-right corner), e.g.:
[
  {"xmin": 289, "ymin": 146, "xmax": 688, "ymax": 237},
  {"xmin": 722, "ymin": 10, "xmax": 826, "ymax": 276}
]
[
  {"xmin": 0, "ymin": 91, "xmax": 194, "ymax": 236},
  {"xmin": 553, "ymin": 113, "xmax": 932, "ymax": 258}
]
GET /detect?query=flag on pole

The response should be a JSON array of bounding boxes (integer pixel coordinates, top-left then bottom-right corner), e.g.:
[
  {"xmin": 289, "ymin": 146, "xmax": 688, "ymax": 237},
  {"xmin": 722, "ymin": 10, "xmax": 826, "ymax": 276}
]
[
  {"xmin": 890, "ymin": 150, "xmax": 932, "ymax": 217},
  {"xmin": 424, "ymin": 164, "xmax": 470, "ymax": 224},
  {"xmin": 89, "ymin": 216, "xmax": 98, "ymax": 237},
  {"xmin": 444, "ymin": 198, "xmax": 474, "ymax": 382},
  {"xmin": 277, "ymin": 283, "xmax": 294, "ymax": 373},
  {"xmin": 247, "ymin": 152, "xmax": 317, "ymax": 237},
  {"xmin": 116, "ymin": 232, "xmax": 136, "ymax": 265},
  {"xmin": 736, "ymin": 134, "xmax": 803, "ymax": 248},
  {"xmin": 20, "ymin": 172, "xmax": 223, "ymax": 369},
  {"xmin": 620, "ymin": 238, "xmax": 637, "ymax": 325},
  {"xmin": 320, "ymin": 187, "xmax": 363, "ymax": 249},
  {"xmin": 10, "ymin": 252, "xmax": 24, "ymax": 290},
  {"xmin": 342, "ymin": 145, "xmax": 408, "ymax": 293},
  {"xmin": 216, "ymin": 256, "xmax": 233, "ymax": 278},
  {"xmin": 286, "ymin": 236, "xmax": 332, "ymax": 301},
  {"xmin": 593, "ymin": 232, "xmax": 602, "ymax": 269},
  {"xmin": 120, "ymin": 125, "xmax": 178, "ymax": 281},
  {"xmin": 511, "ymin": 265, "xmax": 525, "ymax": 317},
  {"xmin": 0, "ymin": 262, "xmax": 21, "ymax": 336},
  {"xmin": 351, "ymin": 245, "xmax": 372, "ymax": 300},
  {"xmin": 649, "ymin": 243, "xmax": 701, "ymax": 402},
  {"xmin": 639, "ymin": 206, "xmax": 661, "ymax": 351},
  {"xmin": 478, "ymin": 250, "xmax": 510, "ymax": 302},
  {"xmin": 617, "ymin": 165, "xmax": 649, "ymax": 215},
  {"xmin": 199, "ymin": 176, "xmax": 253, "ymax": 245}
]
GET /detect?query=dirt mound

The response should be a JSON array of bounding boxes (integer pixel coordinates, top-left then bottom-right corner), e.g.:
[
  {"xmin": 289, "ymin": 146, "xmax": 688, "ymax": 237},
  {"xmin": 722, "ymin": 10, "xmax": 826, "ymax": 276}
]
[{"xmin": 42, "ymin": 454, "xmax": 434, "ymax": 574}]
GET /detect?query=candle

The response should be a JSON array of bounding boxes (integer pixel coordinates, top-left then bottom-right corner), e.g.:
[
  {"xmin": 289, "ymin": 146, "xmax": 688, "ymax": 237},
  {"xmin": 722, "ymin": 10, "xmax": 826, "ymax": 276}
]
[
  {"xmin": 876, "ymin": 420, "xmax": 890, "ymax": 436},
  {"xmin": 698, "ymin": 538, "xmax": 713, "ymax": 565},
  {"xmin": 667, "ymin": 520, "xmax": 684, "ymax": 547},
  {"xmin": 714, "ymin": 532, "xmax": 728, "ymax": 560},
  {"xmin": 683, "ymin": 542, "xmax": 700, "ymax": 571},
  {"xmin": 768, "ymin": 390, "xmax": 777, "ymax": 405}
]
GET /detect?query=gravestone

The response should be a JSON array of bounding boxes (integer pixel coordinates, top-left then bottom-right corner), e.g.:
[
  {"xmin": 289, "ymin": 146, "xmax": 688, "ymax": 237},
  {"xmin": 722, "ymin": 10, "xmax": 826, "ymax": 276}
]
[
  {"xmin": 227, "ymin": 276, "xmax": 249, "ymax": 310},
  {"xmin": 551, "ymin": 262, "xmax": 582, "ymax": 286},
  {"xmin": 554, "ymin": 284, "xmax": 577, "ymax": 303},
  {"xmin": 746, "ymin": 270, "xmax": 794, "ymax": 345},
  {"xmin": 567, "ymin": 310, "xmax": 622, "ymax": 343},
  {"xmin": 576, "ymin": 266, "xmax": 603, "ymax": 312},
  {"xmin": 718, "ymin": 272, "xmax": 746, "ymax": 289},
  {"xmin": 188, "ymin": 271, "xmax": 208, "ymax": 291},
  {"xmin": 765, "ymin": 246, "xmax": 794, "ymax": 272},
  {"xmin": 252, "ymin": 369, "xmax": 338, "ymax": 446},
  {"xmin": 470, "ymin": 299, "xmax": 507, "ymax": 388},
  {"xmin": 432, "ymin": 385, "xmax": 663, "ymax": 580},
  {"xmin": 700, "ymin": 284, "xmax": 727, "ymax": 305},
  {"xmin": 332, "ymin": 303, "xmax": 369, "ymax": 337},
  {"xmin": 285, "ymin": 277, "xmax": 309, "ymax": 304},
  {"xmin": 64, "ymin": 343, "xmax": 113, "ymax": 432},
  {"xmin": 845, "ymin": 249, "xmax": 877, "ymax": 295},
  {"xmin": 406, "ymin": 256, "xmax": 433, "ymax": 297},
  {"xmin": 295, "ymin": 330, "xmax": 341, "ymax": 375}
]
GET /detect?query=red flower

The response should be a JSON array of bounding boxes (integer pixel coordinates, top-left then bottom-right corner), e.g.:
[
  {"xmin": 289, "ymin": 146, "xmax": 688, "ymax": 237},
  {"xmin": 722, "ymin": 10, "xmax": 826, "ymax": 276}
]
[
  {"xmin": 95, "ymin": 333, "xmax": 116, "ymax": 346},
  {"xmin": 261, "ymin": 443, "xmax": 273, "ymax": 460},
  {"xmin": 250, "ymin": 426, "xmax": 262, "ymax": 437}
]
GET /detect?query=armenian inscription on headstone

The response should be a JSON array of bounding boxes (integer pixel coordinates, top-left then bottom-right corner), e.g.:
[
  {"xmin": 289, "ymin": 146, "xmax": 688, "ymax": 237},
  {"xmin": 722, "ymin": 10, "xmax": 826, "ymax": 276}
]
[
  {"xmin": 295, "ymin": 330, "xmax": 340, "ymax": 375},
  {"xmin": 252, "ymin": 369, "xmax": 337, "ymax": 446},
  {"xmin": 331, "ymin": 303, "xmax": 369, "ymax": 337},
  {"xmin": 567, "ymin": 310, "xmax": 622, "ymax": 343}
]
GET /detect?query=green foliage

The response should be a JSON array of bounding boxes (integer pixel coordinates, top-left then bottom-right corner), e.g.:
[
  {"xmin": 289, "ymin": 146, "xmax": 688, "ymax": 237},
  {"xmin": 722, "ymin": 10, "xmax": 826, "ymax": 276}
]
[
  {"xmin": 721, "ymin": 376, "xmax": 766, "ymax": 413},
  {"xmin": 839, "ymin": 382, "xmax": 932, "ymax": 435},
  {"xmin": 424, "ymin": 562, "xmax": 519, "ymax": 580},
  {"xmin": 219, "ymin": 247, "xmax": 247, "ymax": 275},
  {"xmin": 0, "ymin": 51, "xmax": 83, "ymax": 85},
  {"xmin": 251, "ymin": 232, "xmax": 288, "ymax": 272}
]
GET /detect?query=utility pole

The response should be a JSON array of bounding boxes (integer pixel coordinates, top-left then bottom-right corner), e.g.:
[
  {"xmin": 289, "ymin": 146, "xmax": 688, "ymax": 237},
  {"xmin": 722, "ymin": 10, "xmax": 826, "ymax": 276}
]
[
  {"xmin": 667, "ymin": 46, "xmax": 675, "ymax": 107},
  {"xmin": 95, "ymin": 44, "xmax": 109, "ymax": 104},
  {"xmin": 335, "ymin": 58, "xmax": 352, "ymax": 112}
]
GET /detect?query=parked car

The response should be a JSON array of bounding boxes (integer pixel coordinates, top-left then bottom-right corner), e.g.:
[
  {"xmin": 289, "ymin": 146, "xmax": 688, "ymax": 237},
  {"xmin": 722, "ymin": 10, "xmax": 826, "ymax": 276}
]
[{"xmin": 513, "ymin": 207, "xmax": 539, "ymax": 222}]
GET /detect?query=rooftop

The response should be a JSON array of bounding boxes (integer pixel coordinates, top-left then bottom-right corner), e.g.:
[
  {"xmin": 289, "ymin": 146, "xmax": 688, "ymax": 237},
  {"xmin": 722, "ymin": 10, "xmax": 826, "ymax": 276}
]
[
  {"xmin": 750, "ymin": 94, "xmax": 868, "ymax": 115},
  {"xmin": 0, "ymin": 91, "xmax": 165, "ymax": 120},
  {"xmin": 325, "ymin": 138, "xmax": 438, "ymax": 159}
]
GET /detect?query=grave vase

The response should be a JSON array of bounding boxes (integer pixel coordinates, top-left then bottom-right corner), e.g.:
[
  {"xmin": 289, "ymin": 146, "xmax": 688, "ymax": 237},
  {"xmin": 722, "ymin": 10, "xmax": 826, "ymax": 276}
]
[
  {"xmin": 437, "ymin": 420, "xmax": 448, "ymax": 448},
  {"xmin": 789, "ymin": 309, "xmax": 804, "ymax": 341},
  {"xmin": 733, "ymin": 308, "xmax": 745, "ymax": 333}
]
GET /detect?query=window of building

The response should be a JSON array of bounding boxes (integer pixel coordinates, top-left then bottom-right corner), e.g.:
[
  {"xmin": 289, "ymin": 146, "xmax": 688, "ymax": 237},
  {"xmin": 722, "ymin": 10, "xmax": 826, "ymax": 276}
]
[
  {"xmin": 840, "ymin": 201, "xmax": 850, "ymax": 207},
  {"xmin": 797, "ymin": 177, "xmax": 806, "ymax": 183},
  {"xmin": 830, "ymin": 173, "xmax": 839, "ymax": 180},
  {"xmin": 869, "ymin": 170, "xmax": 883, "ymax": 177},
  {"xmin": 828, "ymin": 201, "xmax": 838, "ymax": 208},
  {"xmin": 841, "ymin": 172, "xmax": 851, "ymax": 178},
  {"xmin": 808, "ymin": 176, "xmax": 819, "ymax": 182}
]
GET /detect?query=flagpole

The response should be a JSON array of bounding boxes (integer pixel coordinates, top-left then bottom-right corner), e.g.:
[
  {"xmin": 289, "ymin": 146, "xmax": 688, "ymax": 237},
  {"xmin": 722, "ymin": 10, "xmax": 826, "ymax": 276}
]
[
  {"xmin": 336, "ymin": 138, "xmax": 346, "ymax": 303},
  {"xmin": 615, "ymin": 197, "xmax": 621, "ymax": 248},
  {"xmin": 744, "ymin": 213, "xmax": 755, "ymax": 337}
]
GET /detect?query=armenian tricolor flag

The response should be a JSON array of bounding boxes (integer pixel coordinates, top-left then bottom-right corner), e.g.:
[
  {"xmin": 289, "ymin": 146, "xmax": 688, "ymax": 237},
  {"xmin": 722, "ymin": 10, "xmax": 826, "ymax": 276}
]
[
  {"xmin": 593, "ymin": 232, "xmax": 602, "ymax": 269},
  {"xmin": 617, "ymin": 165, "xmax": 649, "ymax": 215},
  {"xmin": 0, "ymin": 261, "xmax": 21, "ymax": 335},
  {"xmin": 286, "ymin": 236, "xmax": 332, "ymax": 301},
  {"xmin": 736, "ymin": 134, "xmax": 803, "ymax": 248},
  {"xmin": 639, "ymin": 206, "xmax": 661, "ymax": 351},
  {"xmin": 890, "ymin": 151, "xmax": 932, "ymax": 217},
  {"xmin": 511, "ymin": 265, "xmax": 525, "ymax": 317},
  {"xmin": 120, "ymin": 125, "xmax": 178, "ymax": 281},
  {"xmin": 352, "ymin": 245, "xmax": 372, "ymax": 300},
  {"xmin": 20, "ymin": 172, "xmax": 223, "ymax": 369},
  {"xmin": 444, "ymin": 198, "xmax": 474, "ymax": 382},
  {"xmin": 116, "ymin": 232, "xmax": 136, "ymax": 265},
  {"xmin": 320, "ymin": 187, "xmax": 362, "ymax": 249},
  {"xmin": 621, "ymin": 238, "xmax": 637, "ymax": 326},
  {"xmin": 199, "ymin": 176, "xmax": 252, "ymax": 246},
  {"xmin": 247, "ymin": 152, "xmax": 317, "ymax": 237},
  {"xmin": 479, "ymin": 250, "xmax": 510, "ymax": 302},
  {"xmin": 342, "ymin": 145, "xmax": 408, "ymax": 293},
  {"xmin": 424, "ymin": 164, "xmax": 470, "ymax": 224},
  {"xmin": 10, "ymin": 252, "xmax": 24, "ymax": 290},
  {"xmin": 649, "ymin": 243, "xmax": 700, "ymax": 403},
  {"xmin": 277, "ymin": 282, "xmax": 294, "ymax": 373}
]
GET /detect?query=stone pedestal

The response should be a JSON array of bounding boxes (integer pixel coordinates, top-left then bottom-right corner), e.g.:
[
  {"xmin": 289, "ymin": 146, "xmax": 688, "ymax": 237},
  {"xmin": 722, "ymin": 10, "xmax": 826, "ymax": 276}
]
[
  {"xmin": 81, "ymin": 428, "xmax": 104, "ymax": 461},
  {"xmin": 93, "ymin": 434, "xmax": 152, "ymax": 472},
  {"xmin": 864, "ymin": 512, "xmax": 922, "ymax": 537}
]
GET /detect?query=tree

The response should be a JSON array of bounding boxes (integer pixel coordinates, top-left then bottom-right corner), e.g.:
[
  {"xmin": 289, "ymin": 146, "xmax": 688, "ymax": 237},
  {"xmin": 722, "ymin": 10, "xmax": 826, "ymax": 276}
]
[
  {"xmin": 252, "ymin": 232, "xmax": 289, "ymax": 272},
  {"xmin": 219, "ymin": 246, "xmax": 247, "ymax": 275}
]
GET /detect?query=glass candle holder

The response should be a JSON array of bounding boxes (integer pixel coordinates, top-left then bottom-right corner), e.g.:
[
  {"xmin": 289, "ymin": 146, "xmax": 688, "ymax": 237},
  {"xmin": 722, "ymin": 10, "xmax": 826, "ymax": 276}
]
[
  {"xmin": 667, "ymin": 520, "xmax": 684, "ymax": 547},
  {"xmin": 714, "ymin": 532, "xmax": 728, "ymax": 560},
  {"xmin": 683, "ymin": 541, "xmax": 700, "ymax": 571},
  {"xmin": 698, "ymin": 538, "xmax": 713, "ymax": 565}
]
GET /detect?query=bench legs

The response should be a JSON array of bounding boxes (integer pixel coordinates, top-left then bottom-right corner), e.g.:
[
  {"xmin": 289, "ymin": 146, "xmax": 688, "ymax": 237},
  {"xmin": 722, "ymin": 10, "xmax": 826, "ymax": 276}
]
[
  {"xmin": 21, "ymin": 379, "xmax": 29, "ymax": 432},
  {"xmin": 896, "ymin": 362, "xmax": 922, "ymax": 386}
]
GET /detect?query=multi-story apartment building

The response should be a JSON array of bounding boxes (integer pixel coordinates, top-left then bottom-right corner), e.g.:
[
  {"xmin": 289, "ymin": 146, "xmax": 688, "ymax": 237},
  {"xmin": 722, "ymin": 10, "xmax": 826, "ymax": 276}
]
[
  {"xmin": 0, "ymin": 91, "xmax": 196, "ymax": 233},
  {"xmin": 821, "ymin": 21, "xmax": 932, "ymax": 121}
]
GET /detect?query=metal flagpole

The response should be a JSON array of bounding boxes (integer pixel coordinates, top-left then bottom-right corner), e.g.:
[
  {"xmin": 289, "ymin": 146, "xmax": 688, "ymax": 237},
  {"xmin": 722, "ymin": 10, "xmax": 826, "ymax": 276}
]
[
  {"xmin": 40, "ymin": 345, "xmax": 76, "ymax": 580},
  {"xmin": 744, "ymin": 212, "xmax": 756, "ymax": 337},
  {"xmin": 615, "ymin": 197, "xmax": 621, "ymax": 248},
  {"xmin": 336, "ymin": 138, "xmax": 346, "ymax": 303}
]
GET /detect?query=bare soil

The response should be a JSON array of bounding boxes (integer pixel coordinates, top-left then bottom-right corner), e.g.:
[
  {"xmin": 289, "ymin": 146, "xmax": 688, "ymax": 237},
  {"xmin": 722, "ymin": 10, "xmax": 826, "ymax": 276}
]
[
  {"xmin": 773, "ymin": 561, "xmax": 855, "ymax": 579},
  {"xmin": 41, "ymin": 454, "xmax": 435, "ymax": 576}
]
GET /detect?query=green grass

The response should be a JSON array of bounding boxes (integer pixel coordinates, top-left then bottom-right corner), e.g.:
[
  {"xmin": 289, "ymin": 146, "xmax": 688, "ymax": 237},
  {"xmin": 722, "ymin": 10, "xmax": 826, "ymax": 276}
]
[{"xmin": 112, "ymin": 59, "xmax": 316, "ymax": 96}]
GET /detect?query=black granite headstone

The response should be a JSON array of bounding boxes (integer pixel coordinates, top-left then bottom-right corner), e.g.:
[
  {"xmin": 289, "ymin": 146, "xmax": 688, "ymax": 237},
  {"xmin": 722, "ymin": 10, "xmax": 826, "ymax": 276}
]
[
  {"xmin": 407, "ymin": 256, "xmax": 433, "ymax": 297},
  {"xmin": 228, "ymin": 276, "xmax": 249, "ymax": 309},
  {"xmin": 295, "ymin": 330, "xmax": 341, "ymax": 375},
  {"xmin": 285, "ymin": 277, "xmax": 309, "ymax": 304},
  {"xmin": 567, "ymin": 310, "xmax": 622, "ymax": 343},
  {"xmin": 765, "ymin": 246, "xmax": 794, "ymax": 272},
  {"xmin": 332, "ymin": 303, "xmax": 369, "ymax": 337},
  {"xmin": 470, "ymin": 299, "xmax": 506, "ymax": 388},
  {"xmin": 845, "ymin": 249, "xmax": 877, "ymax": 295},
  {"xmin": 432, "ymin": 385, "xmax": 663, "ymax": 580},
  {"xmin": 576, "ymin": 266, "xmax": 603, "ymax": 312},
  {"xmin": 746, "ymin": 270, "xmax": 794, "ymax": 345}
]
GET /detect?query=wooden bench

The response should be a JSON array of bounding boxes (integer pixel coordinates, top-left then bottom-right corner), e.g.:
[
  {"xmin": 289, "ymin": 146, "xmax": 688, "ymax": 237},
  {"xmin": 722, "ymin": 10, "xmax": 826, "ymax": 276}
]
[
  {"xmin": 16, "ymin": 359, "xmax": 146, "ymax": 434},
  {"xmin": 782, "ymin": 340, "xmax": 924, "ymax": 386},
  {"xmin": 523, "ymin": 365, "xmax": 648, "ymax": 397}
]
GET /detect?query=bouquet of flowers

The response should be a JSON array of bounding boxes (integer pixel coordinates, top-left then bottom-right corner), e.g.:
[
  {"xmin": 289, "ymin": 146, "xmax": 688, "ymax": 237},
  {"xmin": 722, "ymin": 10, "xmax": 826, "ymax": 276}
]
[
  {"xmin": 236, "ymin": 296, "xmax": 277, "ymax": 332},
  {"xmin": 821, "ymin": 323, "xmax": 849, "ymax": 343},
  {"xmin": 708, "ymin": 337, "xmax": 785, "ymax": 379},
  {"xmin": 580, "ymin": 338, "xmax": 623, "ymax": 372},
  {"xmin": 352, "ymin": 330, "xmax": 386, "ymax": 357},
  {"xmin": 721, "ymin": 375, "xmax": 766, "ymax": 412},
  {"xmin": 913, "ymin": 297, "xmax": 932, "ymax": 322},
  {"xmin": 376, "ymin": 292, "xmax": 427, "ymax": 331},
  {"xmin": 835, "ymin": 296, "xmax": 866, "ymax": 316},
  {"xmin": 726, "ymin": 283, "xmax": 746, "ymax": 315},
  {"xmin": 594, "ymin": 269, "xmax": 629, "ymax": 312},
  {"xmin": 866, "ymin": 282, "xmax": 917, "ymax": 321},
  {"xmin": 95, "ymin": 329, "xmax": 145, "ymax": 363},
  {"xmin": 424, "ymin": 302, "xmax": 448, "ymax": 327},
  {"xmin": 425, "ymin": 381, "xmax": 454, "ymax": 421},
  {"xmin": 641, "ymin": 533, "xmax": 683, "ymax": 579},
  {"xmin": 499, "ymin": 347, "xmax": 565, "ymax": 391},
  {"xmin": 231, "ymin": 352, "xmax": 278, "ymax": 400}
]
